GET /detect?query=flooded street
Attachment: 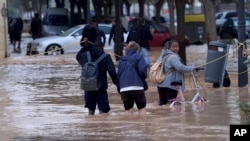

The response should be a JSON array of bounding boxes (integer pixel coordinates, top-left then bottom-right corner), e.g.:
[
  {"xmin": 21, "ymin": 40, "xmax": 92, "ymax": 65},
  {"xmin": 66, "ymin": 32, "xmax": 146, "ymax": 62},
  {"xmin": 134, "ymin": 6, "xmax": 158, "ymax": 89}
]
[{"xmin": 0, "ymin": 44, "xmax": 249, "ymax": 141}]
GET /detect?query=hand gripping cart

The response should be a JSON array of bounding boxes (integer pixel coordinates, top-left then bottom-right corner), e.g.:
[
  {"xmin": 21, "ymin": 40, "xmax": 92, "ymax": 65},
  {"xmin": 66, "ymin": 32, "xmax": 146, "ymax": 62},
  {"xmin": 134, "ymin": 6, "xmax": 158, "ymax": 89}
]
[{"xmin": 169, "ymin": 67, "xmax": 207, "ymax": 107}]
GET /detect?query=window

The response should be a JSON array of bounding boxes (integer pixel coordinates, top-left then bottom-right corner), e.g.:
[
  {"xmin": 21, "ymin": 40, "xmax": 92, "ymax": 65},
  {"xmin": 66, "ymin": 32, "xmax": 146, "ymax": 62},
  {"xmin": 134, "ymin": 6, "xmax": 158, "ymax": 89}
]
[
  {"xmin": 43, "ymin": 14, "xmax": 69, "ymax": 26},
  {"xmin": 225, "ymin": 12, "xmax": 237, "ymax": 19},
  {"xmin": 216, "ymin": 13, "xmax": 222, "ymax": 19},
  {"xmin": 60, "ymin": 25, "xmax": 82, "ymax": 36},
  {"xmin": 99, "ymin": 26, "xmax": 111, "ymax": 34}
]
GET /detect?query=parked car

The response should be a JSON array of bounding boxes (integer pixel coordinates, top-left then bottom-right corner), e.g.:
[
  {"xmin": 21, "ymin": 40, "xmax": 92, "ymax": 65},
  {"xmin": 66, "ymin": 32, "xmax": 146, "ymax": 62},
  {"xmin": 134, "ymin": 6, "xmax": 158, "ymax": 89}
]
[
  {"xmin": 215, "ymin": 11, "xmax": 250, "ymax": 34},
  {"xmin": 128, "ymin": 18, "xmax": 190, "ymax": 47},
  {"xmin": 26, "ymin": 24, "xmax": 127, "ymax": 55},
  {"xmin": 42, "ymin": 8, "xmax": 70, "ymax": 36},
  {"xmin": 219, "ymin": 17, "xmax": 250, "ymax": 39}
]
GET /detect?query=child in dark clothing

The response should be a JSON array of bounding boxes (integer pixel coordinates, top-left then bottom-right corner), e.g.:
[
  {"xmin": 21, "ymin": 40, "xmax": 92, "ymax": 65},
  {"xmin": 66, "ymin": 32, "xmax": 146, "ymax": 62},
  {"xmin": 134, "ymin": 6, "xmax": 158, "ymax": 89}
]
[{"xmin": 76, "ymin": 24, "xmax": 117, "ymax": 115}]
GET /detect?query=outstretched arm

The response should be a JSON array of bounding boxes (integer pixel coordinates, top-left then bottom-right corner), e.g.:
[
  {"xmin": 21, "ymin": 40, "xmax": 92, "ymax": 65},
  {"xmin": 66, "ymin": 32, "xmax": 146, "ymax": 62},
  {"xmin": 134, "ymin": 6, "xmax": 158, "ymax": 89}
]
[{"xmin": 169, "ymin": 55, "xmax": 195, "ymax": 73}]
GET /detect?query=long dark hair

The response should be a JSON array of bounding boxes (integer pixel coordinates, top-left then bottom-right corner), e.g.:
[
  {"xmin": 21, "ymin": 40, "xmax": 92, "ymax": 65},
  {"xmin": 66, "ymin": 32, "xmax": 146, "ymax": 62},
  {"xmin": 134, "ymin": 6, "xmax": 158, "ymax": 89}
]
[{"xmin": 164, "ymin": 39, "xmax": 178, "ymax": 49}]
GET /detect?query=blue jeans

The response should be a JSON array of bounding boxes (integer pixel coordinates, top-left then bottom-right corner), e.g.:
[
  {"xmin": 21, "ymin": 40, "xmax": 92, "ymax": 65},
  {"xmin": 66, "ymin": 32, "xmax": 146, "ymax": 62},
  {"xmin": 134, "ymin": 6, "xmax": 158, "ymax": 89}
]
[
  {"xmin": 84, "ymin": 90, "xmax": 110, "ymax": 113},
  {"xmin": 139, "ymin": 47, "xmax": 150, "ymax": 67}
]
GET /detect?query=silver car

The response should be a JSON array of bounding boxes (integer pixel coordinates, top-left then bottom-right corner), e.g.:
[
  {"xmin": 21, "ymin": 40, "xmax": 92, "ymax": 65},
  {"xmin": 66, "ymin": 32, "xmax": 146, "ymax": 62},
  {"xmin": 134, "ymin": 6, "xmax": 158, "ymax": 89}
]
[
  {"xmin": 26, "ymin": 24, "xmax": 124, "ymax": 55},
  {"xmin": 215, "ymin": 11, "xmax": 250, "ymax": 34}
]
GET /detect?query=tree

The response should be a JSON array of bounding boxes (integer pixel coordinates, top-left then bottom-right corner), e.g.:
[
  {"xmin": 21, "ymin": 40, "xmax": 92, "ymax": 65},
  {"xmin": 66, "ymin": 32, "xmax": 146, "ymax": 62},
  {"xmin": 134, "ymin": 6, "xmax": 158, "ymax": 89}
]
[
  {"xmin": 154, "ymin": 0, "xmax": 165, "ymax": 25},
  {"xmin": 55, "ymin": 0, "xmax": 65, "ymax": 8},
  {"xmin": 166, "ymin": 0, "xmax": 176, "ymax": 38},
  {"xmin": 175, "ymin": 0, "xmax": 187, "ymax": 64},
  {"xmin": 103, "ymin": 0, "xmax": 113, "ymax": 17},
  {"xmin": 92, "ymin": 0, "xmax": 103, "ymax": 22},
  {"xmin": 122, "ymin": 0, "xmax": 132, "ymax": 16},
  {"xmin": 200, "ymin": 0, "xmax": 221, "ymax": 50},
  {"xmin": 138, "ymin": 0, "xmax": 146, "ymax": 17},
  {"xmin": 68, "ymin": 0, "xmax": 88, "ymax": 25}
]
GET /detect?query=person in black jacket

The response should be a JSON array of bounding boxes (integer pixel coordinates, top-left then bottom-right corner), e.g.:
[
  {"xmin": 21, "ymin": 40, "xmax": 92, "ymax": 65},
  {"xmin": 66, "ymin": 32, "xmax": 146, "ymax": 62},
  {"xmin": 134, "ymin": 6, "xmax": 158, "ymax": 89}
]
[
  {"xmin": 108, "ymin": 18, "xmax": 127, "ymax": 61},
  {"xmin": 126, "ymin": 18, "xmax": 153, "ymax": 67},
  {"xmin": 30, "ymin": 13, "xmax": 42, "ymax": 40},
  {"xmin": 8, "ymin": 17, "xmax": 15, "ymax": 44},
  {"xmin": 76, "ymin": 24, "xmax": 117, "ymax": 115},
  {"xmin": 219, "ymin": 18, "xmax": 237, "ymax": 39},
  {"xmin": 91, "ymin": 20, "xmax": 106, "ymax": 49},
  {"xmin": 11, "ymin": 17, "xmax": 23, "ymax": 52}
]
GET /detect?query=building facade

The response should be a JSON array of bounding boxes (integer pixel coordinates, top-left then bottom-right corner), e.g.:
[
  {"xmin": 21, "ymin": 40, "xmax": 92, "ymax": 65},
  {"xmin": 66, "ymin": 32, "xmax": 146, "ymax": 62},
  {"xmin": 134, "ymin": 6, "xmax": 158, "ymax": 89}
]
[{"xmin": 0, "ymin": 0, "xmax": 8, "ymax": 60}]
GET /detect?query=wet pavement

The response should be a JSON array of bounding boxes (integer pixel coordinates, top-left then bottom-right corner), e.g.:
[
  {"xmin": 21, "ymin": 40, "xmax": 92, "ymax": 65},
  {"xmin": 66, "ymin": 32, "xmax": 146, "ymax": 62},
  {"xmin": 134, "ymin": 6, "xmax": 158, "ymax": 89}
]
[{"xmin": 0, "ymin": 37, "xmax": 250, "ymax": 141}]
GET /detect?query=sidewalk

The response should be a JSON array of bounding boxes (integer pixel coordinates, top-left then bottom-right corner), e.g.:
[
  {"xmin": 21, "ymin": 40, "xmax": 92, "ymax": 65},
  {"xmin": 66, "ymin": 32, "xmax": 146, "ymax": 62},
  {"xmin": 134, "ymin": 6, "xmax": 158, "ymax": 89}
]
[{"xmin": 21, "ymin": 32, "xmax": 32, "ymax": 38}]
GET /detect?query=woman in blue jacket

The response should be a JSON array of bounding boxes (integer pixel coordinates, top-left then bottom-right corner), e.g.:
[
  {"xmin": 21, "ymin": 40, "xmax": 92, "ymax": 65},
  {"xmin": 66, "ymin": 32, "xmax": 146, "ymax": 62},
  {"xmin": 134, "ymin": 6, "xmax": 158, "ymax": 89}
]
[{"xmin": 117, "ymin": 41, "xmax": 148, "ymax": 115}]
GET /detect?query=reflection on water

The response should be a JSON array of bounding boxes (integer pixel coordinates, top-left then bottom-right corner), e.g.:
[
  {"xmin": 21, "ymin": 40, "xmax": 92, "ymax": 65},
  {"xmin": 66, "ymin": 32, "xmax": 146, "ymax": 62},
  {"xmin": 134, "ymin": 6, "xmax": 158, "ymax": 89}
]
[{"xmin": 0, "ymin": 64, "xmax": 248, "ymax": 141}]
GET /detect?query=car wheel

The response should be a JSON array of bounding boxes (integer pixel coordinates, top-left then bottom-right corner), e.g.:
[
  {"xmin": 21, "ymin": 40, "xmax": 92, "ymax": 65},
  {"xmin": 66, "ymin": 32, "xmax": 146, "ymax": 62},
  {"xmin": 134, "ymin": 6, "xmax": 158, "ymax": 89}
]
[{"xmin": 45, "ymin": 45, "xmax": 62, "ymax": 55}]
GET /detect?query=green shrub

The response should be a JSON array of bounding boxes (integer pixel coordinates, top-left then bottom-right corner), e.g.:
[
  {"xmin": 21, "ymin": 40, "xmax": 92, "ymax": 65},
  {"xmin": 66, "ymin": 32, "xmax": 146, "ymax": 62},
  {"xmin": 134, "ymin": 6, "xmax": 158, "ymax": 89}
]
[{"xmin": 239, "ymin": 101, "xmax": 250, "ymax": 124}]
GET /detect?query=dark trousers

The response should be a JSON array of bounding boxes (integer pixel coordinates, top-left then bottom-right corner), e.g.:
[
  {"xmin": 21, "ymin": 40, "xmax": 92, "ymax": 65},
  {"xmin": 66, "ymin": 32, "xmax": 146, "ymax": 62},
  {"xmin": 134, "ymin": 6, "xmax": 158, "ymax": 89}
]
[
  {"xmin": 84, "ymin": 90, "xmax": 110, "ymax": 113},
  {"xmin": 157, "ymin": 87, "xmax": 178, "ymax": 105}
]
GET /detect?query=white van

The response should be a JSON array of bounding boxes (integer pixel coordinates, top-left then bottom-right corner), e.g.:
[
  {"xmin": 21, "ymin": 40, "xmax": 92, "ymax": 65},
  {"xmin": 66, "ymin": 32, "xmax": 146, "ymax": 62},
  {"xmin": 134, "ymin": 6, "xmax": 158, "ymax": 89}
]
[{"xmin": 42, "ymin": 8, "xmax": 70, "ymax": 36}]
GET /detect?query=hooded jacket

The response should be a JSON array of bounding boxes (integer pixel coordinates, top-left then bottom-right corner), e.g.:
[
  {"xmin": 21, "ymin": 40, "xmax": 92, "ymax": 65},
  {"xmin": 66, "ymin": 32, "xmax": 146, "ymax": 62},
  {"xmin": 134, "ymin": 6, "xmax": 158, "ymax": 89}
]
[
  {"xmin": 76, "ymin": 44, "xmax": 117, "ymax": 91},
  {"xmin": 117, "ymin": 50, "xmax": 147, "ymax": 93},
  {"xmin": 157, "ymin": 49, "xmax": 195, "ymax": 91}
]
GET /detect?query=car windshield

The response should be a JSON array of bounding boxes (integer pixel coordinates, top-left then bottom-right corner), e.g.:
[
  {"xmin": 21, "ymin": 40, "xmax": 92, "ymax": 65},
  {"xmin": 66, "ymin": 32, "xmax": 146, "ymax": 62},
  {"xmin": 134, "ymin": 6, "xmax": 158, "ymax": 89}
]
[
  {"xmin": 98, "ymin": 25, "xmax": 111, "ymax": 34},
  {"xmin": 215, "ymin": 13, "xmax": 222, "ymax": 19},
  {"xmin": 233, "ymin": 19, "xmax": 250, "ymax": 26},
  {"xmin": 43, "ymin": 15, "xmax": 69, "ymax": 26},
  {"xmin": 59, "ymin": 25, "xmax": 83, "ymax": 36}
]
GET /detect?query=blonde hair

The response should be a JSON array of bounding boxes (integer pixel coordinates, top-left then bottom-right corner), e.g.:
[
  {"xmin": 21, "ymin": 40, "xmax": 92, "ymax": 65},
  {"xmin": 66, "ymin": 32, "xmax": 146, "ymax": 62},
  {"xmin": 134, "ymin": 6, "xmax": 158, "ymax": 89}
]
[{"xmin": 125, "ymin": 41, "xmax": 140, "ymax": 51}]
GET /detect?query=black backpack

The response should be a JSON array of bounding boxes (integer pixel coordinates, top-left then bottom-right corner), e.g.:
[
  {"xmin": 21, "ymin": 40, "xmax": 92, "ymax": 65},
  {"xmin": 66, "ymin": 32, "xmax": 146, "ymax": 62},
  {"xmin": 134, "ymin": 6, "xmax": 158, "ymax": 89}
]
[{"xmin": 80, "ymin": 51, "xmax": 108, "ymax": 91}]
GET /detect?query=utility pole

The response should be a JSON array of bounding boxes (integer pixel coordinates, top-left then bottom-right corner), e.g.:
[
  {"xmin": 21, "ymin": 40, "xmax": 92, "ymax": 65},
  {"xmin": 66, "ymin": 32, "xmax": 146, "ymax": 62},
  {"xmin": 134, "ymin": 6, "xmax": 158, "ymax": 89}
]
[
  {"xmin": 115, "ymin": 0, "xmax": 122, "ymax": 61},
  {"xmin": 237, "ymin": 0, "xmax": 248, "ymax": 87}
]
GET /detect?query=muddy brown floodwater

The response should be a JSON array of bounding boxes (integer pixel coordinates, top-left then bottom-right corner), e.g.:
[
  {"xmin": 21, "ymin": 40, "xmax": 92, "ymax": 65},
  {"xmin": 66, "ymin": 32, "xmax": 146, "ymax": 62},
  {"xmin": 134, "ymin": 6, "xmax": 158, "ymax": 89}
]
[{"xmin": 0, "ymin": 46, "xmax": 249, "ymax": 141}]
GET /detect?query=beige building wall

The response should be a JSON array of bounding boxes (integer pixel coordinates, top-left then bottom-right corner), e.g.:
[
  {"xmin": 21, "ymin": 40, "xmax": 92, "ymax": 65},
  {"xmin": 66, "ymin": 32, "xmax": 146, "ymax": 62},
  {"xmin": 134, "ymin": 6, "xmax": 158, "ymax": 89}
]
[{"xmin": 0, "ymin": 0, "xmax": 8, "ymax": 61}]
